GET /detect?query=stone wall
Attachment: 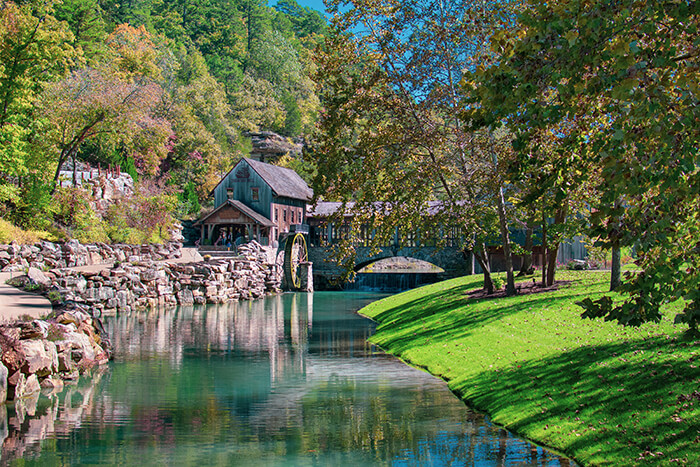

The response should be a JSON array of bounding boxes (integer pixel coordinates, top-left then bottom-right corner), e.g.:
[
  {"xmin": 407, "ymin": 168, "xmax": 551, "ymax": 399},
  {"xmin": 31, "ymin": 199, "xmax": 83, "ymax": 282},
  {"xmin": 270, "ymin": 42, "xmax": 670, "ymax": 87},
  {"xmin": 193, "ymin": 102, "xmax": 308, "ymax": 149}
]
[
  {"xmin": 3, "ymin": 240, "xmax": 281, "ymax": 314},
  {"xmin": 0, "ymin": 240, "xmax": 183, "ymax": 272},
  {"xmin": 52, "ymin": 244, "xmax": 282, "ymax": 314}
]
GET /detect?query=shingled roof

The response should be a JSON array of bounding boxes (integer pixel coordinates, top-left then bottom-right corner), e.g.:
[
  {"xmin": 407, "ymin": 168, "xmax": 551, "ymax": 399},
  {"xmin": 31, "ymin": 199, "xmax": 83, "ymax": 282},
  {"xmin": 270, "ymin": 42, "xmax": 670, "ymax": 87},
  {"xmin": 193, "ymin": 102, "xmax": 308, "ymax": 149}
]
[
  {"xmin": 244, "ymin": 158, "xmax": 313, "ymax": 201},
  {"xmin": 194, "ymin": 200, "xmax": 274, "ymax": 227}
]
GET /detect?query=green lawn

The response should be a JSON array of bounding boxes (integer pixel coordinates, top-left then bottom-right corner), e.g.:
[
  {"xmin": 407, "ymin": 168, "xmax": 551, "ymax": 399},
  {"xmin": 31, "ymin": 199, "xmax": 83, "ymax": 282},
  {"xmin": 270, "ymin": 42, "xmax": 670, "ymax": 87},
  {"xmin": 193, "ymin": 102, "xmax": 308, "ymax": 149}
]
[{"xmin": 359, "ymin": 271, "xmax": 700, "ymax": 466}]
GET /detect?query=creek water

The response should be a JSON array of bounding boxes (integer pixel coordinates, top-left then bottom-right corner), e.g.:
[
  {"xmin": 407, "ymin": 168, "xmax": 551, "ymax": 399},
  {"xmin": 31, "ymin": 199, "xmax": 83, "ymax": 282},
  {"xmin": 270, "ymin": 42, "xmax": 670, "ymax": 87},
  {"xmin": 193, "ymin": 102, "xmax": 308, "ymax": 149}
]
[{"xmin": 1, "ymin": 292, "xmax": 574, "ymax": 466}]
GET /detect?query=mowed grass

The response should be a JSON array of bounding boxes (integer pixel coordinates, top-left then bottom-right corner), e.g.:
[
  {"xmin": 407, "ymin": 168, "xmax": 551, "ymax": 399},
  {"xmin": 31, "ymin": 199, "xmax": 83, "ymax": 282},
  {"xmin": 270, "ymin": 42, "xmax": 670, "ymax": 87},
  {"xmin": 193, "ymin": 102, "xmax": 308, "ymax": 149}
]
[{"xmin": 359, "ymin": 271, "xmax": 700, "ymax": 466}]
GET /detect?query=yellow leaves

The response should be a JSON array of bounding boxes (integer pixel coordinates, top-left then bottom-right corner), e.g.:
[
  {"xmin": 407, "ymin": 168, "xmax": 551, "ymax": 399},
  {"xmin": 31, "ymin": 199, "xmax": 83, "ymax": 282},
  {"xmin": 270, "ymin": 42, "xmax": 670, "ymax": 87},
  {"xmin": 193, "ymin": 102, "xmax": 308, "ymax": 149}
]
[{"xmin": 106, "ymin": 24, "xmax": 162, "ymax": 81}]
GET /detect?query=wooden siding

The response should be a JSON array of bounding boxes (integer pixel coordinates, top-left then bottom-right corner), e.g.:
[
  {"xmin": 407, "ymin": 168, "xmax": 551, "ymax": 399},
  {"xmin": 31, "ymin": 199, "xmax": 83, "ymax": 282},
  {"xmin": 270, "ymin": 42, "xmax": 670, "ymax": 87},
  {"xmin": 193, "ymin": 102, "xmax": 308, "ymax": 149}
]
[
  {"xmin": 271, "ymin": 202, "xmax": 305, "ymax": 240},
  {"xmin": 214, "ymin": 160, "xmax": 274, "ymax": 218}
]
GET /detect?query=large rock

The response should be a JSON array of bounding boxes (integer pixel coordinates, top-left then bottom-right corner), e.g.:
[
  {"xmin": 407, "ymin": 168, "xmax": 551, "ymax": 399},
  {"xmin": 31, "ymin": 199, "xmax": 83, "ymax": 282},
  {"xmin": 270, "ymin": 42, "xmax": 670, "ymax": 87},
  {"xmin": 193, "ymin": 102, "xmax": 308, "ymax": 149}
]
[
  {"xmin": 177, "ymin": 289, "xmax": 194, "ymax": 305},
  {"xmin": 19, "ymin": 340, "xmax": 58, "ymax": 377},
  {"xmin": 27, "ymin": 267, "xmax": 51, "ymax": 287}
]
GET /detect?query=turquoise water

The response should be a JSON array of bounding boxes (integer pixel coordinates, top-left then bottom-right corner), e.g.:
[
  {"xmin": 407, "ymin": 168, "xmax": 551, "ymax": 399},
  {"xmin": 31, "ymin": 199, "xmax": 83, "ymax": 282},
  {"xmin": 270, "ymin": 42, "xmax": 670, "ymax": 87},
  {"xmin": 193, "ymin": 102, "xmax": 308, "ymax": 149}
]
[{"xmin": 1, "ymin": 292, "xmax": 573, "ymax": 466}]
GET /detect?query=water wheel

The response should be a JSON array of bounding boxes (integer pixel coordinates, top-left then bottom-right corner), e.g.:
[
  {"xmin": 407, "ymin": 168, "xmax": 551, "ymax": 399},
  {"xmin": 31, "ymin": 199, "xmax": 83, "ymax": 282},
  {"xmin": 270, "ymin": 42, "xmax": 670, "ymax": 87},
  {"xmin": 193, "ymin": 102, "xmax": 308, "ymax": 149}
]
[{"xmin": 283, "ymin": 233, "xmax": 308, "ymax": 290}]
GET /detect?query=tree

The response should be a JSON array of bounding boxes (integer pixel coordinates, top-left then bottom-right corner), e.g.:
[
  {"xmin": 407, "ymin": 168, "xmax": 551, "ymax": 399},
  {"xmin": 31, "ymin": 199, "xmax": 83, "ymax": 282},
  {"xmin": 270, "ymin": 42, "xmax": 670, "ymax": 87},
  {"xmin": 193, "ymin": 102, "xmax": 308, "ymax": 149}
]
[
  {"xmin": 39, "ymin": 67, "xmax": 170, "ymax": 185},
  {"xmin": 0, "ymin": 1, "xmax": 75, "ymax": 127},
  {"xmin": 464, "ymin": 0, "xmax": 700, "ymax": 328},
  {"xmin": 311, "ymin": 0, "xmax": 522, "ymax": 293}
]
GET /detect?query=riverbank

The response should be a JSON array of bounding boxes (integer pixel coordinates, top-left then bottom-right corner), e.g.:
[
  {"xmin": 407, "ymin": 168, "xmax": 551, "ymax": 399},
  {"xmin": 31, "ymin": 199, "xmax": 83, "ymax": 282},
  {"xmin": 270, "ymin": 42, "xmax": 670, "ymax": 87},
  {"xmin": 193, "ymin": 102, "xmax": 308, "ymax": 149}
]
[{"xmin": 358, "ymin": 270, "xmax": 699, "ymax": 466}]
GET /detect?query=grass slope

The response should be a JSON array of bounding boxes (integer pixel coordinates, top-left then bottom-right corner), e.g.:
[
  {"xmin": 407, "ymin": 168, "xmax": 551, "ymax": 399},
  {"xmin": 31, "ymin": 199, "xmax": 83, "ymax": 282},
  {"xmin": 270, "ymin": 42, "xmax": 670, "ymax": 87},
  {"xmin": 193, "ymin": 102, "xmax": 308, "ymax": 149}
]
[{"xmin": 359, "ymin": 271, "xmax": 700, "ymax": 466}]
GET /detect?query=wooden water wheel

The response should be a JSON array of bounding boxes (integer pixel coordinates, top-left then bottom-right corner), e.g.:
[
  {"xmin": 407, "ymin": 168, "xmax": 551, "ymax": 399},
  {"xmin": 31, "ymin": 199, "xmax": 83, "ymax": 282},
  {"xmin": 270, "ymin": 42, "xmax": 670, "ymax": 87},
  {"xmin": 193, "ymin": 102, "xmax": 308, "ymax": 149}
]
[{"xmin": 283, "ymin": 233, "xmax": 308, "ymax": 290}]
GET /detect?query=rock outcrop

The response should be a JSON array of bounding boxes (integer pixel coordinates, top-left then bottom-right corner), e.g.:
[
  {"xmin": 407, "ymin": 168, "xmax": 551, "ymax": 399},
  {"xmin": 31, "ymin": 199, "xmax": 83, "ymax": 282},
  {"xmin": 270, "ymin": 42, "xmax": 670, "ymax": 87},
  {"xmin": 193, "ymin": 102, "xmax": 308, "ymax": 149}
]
[{"xmin": 0, "ymin": 303, "xmax": 111, "ymax": 404}]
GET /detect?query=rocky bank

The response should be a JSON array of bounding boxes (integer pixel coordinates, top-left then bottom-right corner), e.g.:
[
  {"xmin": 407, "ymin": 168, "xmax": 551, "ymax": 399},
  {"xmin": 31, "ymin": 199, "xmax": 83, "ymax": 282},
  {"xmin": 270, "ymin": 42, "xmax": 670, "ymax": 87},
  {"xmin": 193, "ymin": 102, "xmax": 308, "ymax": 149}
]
[{"xmin": 0, "ymin": 303, "xmax": 111, "ymax": 405}]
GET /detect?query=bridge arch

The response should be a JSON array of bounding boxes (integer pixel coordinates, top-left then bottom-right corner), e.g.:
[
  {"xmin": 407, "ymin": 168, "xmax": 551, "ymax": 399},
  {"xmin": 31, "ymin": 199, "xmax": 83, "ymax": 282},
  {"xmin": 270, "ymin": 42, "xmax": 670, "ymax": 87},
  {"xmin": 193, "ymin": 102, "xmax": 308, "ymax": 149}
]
[
  {"xmin": 354, "ymin": 256, "xmax": 444, "ymax": 273},
  {"xmin": 308, "ymin": 245, "xmax": 471, "ymax": 289}
]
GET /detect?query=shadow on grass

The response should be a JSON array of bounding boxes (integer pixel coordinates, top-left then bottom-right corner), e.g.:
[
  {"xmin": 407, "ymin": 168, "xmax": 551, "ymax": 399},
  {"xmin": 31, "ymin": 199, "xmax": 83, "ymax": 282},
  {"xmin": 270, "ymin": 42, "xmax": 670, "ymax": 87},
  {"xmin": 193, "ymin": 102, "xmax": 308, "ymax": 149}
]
[
  {"xmin": 449, "ymin": 335, "xmax": 700, "ymax": 465},
  {"xmin": 370, "ymin": 283, "xmax": 602, "ymax": 354}
]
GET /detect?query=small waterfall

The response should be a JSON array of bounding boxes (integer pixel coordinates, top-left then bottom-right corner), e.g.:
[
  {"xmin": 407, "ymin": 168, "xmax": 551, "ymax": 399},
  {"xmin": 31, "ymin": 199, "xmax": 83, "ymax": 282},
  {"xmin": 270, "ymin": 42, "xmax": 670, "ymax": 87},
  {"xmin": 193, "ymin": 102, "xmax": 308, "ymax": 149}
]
[{"xmin": 345, "ymin": 272, "xmax": 441, "ymax": 292}]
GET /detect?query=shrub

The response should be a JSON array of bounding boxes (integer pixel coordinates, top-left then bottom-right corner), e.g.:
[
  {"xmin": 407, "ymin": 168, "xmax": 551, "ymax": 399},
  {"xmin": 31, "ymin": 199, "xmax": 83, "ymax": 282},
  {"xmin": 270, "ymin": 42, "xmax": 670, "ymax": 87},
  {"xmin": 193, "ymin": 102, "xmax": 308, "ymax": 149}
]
[
  {"xmin": 47, "ymin": 290, "xmax": 63, "ymax": 304},
  {"xmin": 105, "ymin": 181, "xmax": 178, "ymax": 244},
  {"xmin": 52, "ymin": 186, "xmax": 109, "ymax": 243},
  {"xmin": 0, "ymin": 218, "xmax": 40, "ymax": 244},
  {"xmin": 492, "ymin": 276, "xmax": 505, "ymax": 290}
]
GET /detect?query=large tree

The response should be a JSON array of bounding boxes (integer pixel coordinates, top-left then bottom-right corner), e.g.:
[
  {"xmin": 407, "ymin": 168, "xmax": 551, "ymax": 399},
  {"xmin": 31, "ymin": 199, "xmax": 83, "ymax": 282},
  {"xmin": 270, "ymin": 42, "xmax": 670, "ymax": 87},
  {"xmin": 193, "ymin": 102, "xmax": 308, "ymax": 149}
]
[
  {"xmin": 465, "ymin": 0, "xmax": 700, "ymax": 328},
  {"xmin": 310, "ymin": 0, "xmax": 523, "ymax": 293}
]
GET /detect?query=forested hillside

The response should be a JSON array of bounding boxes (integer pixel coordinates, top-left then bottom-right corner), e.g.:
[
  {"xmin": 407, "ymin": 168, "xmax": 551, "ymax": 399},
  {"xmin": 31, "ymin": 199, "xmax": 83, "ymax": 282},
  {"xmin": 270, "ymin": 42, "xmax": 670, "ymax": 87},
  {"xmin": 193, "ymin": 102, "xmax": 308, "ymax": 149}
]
[{"xmin": 0, "ymin": 0, "xmax": 324, "ymax": 241}]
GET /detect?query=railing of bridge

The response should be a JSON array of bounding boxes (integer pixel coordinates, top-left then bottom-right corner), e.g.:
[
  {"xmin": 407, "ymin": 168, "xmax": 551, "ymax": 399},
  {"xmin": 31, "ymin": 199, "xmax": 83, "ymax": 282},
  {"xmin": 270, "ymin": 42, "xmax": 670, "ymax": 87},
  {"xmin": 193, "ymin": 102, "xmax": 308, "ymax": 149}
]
[{"xmin": 308, "ymin": 223, "xmax": 465, "ymax": 249}]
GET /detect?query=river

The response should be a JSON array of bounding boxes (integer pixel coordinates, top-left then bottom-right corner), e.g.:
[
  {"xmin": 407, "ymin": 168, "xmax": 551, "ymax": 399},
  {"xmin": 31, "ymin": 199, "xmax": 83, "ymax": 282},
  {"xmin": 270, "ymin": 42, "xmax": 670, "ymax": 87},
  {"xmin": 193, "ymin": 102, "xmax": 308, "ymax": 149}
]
[{"xmin": 1, "ymin": 292, "xmax": 573, "ymax": 465}]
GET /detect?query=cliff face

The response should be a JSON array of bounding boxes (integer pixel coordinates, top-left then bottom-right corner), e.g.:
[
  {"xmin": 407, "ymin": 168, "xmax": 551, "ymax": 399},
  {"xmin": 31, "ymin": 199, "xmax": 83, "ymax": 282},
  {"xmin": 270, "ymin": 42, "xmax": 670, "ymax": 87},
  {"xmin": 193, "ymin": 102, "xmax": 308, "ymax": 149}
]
[
  {"xmin": 247, "ymin": 131, "xmax": 303, "ymax": 163},
  {"xmin": 57, "ymin": 161, "xmax": 134, "ymax": 214}
]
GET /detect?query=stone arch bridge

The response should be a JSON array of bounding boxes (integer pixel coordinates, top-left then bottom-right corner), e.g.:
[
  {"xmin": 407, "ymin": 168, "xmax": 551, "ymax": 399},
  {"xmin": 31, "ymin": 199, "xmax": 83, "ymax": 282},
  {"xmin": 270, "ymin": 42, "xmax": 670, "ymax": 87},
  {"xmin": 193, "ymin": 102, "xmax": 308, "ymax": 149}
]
[{"xmin": 308, "ymin": 245, "xmax": 471, "ymax": 288}]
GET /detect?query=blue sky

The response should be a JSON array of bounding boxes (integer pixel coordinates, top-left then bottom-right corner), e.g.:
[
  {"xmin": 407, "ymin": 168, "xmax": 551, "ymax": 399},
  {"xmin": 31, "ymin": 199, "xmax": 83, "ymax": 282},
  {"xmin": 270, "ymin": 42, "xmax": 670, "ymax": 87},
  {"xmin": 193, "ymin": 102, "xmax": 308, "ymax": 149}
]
[{"xmin": 269, "ymin": 0, "xmax": 328, "ymax": 14}]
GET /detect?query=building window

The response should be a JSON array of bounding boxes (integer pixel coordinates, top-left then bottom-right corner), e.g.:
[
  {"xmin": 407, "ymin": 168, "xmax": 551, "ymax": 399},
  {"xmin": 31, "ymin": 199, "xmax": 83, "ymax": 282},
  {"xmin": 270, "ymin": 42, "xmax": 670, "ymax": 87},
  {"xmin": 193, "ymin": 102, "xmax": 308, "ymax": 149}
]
[
  {"xmin": 283, "ymin": 209, "xmax": 287, "ymax": 222},
  {"xmin": 291, "ymin": 210, "xmax": 295, "ymax": 224},
  {"xmin": 274, "ymin": 208, "xmax": 278, "ymax": 222},
  {"xmin": 226, "ymin": 188, "xmax": 233, "ymax": 200},
  {"xmin": 252, "ymin": 187, "xmax": 259, "ymax": 201}
]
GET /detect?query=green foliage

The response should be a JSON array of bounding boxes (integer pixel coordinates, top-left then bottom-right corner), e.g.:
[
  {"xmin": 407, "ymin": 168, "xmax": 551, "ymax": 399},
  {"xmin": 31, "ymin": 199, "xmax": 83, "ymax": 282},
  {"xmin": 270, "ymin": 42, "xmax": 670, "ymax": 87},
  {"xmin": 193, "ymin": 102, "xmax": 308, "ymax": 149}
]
[
  {"xmin": 465, "ymin": 0, "xmax": 700, "ymax": 329},
  {"xmin": 360, "ymin": 272, "xmax": 698, "ymax": 465},
  {"xmin": 491, "ymin": 276, "xmax": 504, "ymax": 291},
  {"xmin": 311, "ymin": 0, "xmax": 523, "ymax": 289},
  {"xmin": 176, "ymin": 180, "xmax": 201, "ymax": 217},
  {"xmin": 0, "ymin": 0, "xmax": 324, "ymax": 236},
  {"xmin": 0, "ymin": 218, "xmax": 52, "ymax": 244}
]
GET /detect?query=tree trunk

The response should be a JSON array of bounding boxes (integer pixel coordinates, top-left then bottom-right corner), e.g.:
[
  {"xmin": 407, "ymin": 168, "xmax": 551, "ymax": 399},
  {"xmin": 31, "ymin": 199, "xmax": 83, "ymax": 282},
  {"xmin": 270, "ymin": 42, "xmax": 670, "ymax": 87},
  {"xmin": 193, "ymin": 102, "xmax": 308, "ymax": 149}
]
[
  {"xmin": 610, "ymin": 242, "xmax": 622, "ymax": 291},
  {"xmin": 541, "ymin": 211, "xmax": 548, "ymax": 285},
  {"xmin": 473, "ymin": 242, "xmax": 494, "ymax": 294},
  {"xmin": 546, "ymin": 241, "xmax": 559, "ymax": 286},
  {"xmin": 610, "ymin": 197, "xmax": 623, "ymax": 291},
  {"xmin": 545, "ymin": 207, "xmax": 567, "ymax": 287},
  {"xmin": 496, "ymin": 184, "xmax": 516, "ymax": 295},
  {"xmin": 518, "ymin": 225, "xmax": 534, "ymax": 276}
]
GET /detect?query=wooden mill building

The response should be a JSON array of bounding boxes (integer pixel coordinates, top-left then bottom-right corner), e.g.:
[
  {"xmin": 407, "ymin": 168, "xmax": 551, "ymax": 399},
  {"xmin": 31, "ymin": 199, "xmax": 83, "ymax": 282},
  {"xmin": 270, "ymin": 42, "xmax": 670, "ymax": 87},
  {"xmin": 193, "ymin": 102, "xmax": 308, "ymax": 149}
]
[{"xmin": 195, "ymin": 158, "xmax": 312, "ymax": 247}]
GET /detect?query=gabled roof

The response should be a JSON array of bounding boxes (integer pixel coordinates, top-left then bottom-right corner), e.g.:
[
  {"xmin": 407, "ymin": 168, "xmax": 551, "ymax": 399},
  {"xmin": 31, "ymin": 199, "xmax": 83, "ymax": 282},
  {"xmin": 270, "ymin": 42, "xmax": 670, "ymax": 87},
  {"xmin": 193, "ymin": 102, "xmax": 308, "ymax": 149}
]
[
  {"xmin": 195, "ymin": 200, "xmax": 275, "ymax": 227},
  {"xmin": 244, "ymin": 158, "xmax": 313, "ymax": 201},
  {"xmin": 211, "ymin": 158, "xmax": 313, "ymax": 201}
]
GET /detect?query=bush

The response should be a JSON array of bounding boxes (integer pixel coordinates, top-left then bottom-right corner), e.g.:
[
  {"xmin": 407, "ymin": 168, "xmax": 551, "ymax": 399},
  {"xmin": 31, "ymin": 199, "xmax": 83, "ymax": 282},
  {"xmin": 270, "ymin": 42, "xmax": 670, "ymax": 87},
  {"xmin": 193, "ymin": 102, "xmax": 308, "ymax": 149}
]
[
  {"xmin": 47, "ymin": 290, "xmax": 63, "ymax": 304},
  {"xmin": 567, "ymin": 259, "xmax": 588, "ymax": 270},
  {"xmin": 52, "ymin": 187, "xmax": 109, "ymax": 243},
  {"xmin": 105, "ymin": 181, "xmax": 178, "ymax": 244},
  {"xmin": 0, "ymin": 218, "xmax": 42, "ymax": 244},
  {"xmin": 492, "ymin": 276, "xmax": 505, "ymax": 290}
]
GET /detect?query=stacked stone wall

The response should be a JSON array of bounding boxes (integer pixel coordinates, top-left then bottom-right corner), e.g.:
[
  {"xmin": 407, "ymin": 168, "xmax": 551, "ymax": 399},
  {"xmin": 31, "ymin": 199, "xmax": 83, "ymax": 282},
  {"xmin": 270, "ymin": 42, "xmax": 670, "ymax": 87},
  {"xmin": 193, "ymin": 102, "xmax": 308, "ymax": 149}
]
[
  {"xmin": 52, "ymin": 252, "xmax": 282, "ymax": 314},
  {"xmin": 0, "ymin": 240, "xmax": 183, "ymax": 272}
]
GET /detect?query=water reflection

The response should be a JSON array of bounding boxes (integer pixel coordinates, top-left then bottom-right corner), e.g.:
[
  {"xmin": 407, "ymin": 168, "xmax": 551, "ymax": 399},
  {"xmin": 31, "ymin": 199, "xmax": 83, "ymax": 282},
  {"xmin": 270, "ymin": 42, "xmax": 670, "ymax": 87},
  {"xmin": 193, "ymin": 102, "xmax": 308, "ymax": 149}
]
[{"xmin": 3, "ymin": 293, "xmax": 574, "ymax": 466}]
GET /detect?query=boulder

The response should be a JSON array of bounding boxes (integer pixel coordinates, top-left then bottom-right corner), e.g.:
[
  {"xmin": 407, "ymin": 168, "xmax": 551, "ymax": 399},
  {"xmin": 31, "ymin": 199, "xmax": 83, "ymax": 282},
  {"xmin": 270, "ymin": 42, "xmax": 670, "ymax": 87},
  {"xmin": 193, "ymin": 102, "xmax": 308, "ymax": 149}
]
[
  {"xmin": 19, "ymin": 340, "xmax": 58, "ymax": 377},
  {"xmin": 27, "ymin": 267, "xmax": 51, "ymax": 287},
  {"xmin": 177, "ymin": 289, "xmax": 194, "ymax": 305}
]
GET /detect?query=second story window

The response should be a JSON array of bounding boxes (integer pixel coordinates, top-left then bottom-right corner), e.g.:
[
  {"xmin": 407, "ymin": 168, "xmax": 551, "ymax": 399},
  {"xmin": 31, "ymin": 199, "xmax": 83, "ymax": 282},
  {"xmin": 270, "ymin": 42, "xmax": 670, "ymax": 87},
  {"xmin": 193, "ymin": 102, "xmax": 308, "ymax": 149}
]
[
  {"xmin": 252, "ymin": 187, "xmax": 259, "ymax": 201},
  {"xmin": 226, "ymin": 188, "xmax": 234, "ymax": 200},
  {"xmin": 283, "ymin": 210, "xmax": 287, "ymax": 222}
]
